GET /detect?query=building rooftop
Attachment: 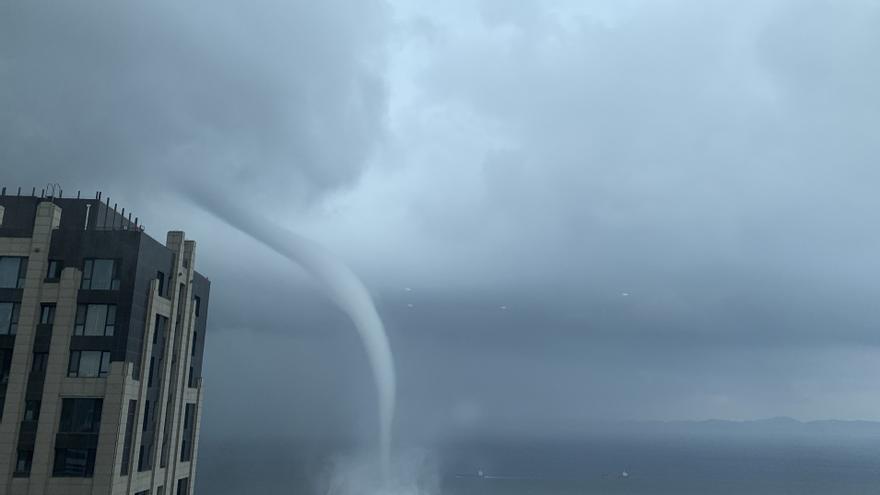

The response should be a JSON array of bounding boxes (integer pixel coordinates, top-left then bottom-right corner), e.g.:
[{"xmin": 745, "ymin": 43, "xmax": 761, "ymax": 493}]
[{"xmin": 1, "ymin": 188, "xmax": 145, "ymax": 238}]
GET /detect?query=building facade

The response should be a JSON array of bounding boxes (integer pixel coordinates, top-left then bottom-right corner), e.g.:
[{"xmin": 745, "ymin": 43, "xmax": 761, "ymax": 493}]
[{"xmin": 0, "ymin": 193, "xmax": 209, "ymax": 495}]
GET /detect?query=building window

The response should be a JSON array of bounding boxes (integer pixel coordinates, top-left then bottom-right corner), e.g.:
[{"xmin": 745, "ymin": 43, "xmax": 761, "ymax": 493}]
[
  {"xmin": 0, "ymin": 302, "xmax": 20, "ymax": 335},
  {"xmin": 68, "ymin": 350, "xmax": 111, "ymax": 378},
  {"xmin": 183, "ymin": 404, "xmax": 194, "ymax": 430},
  {"xmin": 148, "ymin": 357, "xmax": 156, "ymax": 387},
  {"xmin": 46, "ymin": 259, "xmax": 62, "ymax": 280},
  {"xmin": 156, "ymin": 486, "xmax": 164, "ymax": 495},
  {"xmin": 14, "ymin": 449, "xmax": 33, "ymax": 477},
  {"xmin": 74, "ymin": 304, "xmax": 116, "ymax": 336},
  {"xmin": 121, "ymin": 400, "xmax": 137, "ymax": 476},
  {"xmin": 138, "ymin": 443, "xmax": 152, "ymax": 472},
  {"xmin": 153, "ymin": 315, "xmax": 167, "ymax": 346},
  {"xmin": 191, "ymin": 331, "xmax": 197, "ymax": 357},
  {"xmin": 0, "ymin": 256, "xmax": 27, "ymax": 288},
  {"xmin": 180, "ymin": 403, "xmax": 195, "ymax": 462},
  {"xmin": 1, "ymin": 349, "xmax": 12, "ymax": 385},
  {"xmin": 59, "ymin": 398, "xmax": 103, "ymax": 433},
  {"xmin": 32, "ymin": 352, "xmax": 49, "ymax": 373},
  {"xmin": 193, "ymin": 296, "xmax": 201, "ymax": 317},
  {"xmin": 23, "ymin": 400, "xmax": 40, "ymax": 422},
  {"xmin": 40, "ymin": 303, "xmax": 56, "ymax": 325},
  {"xmin": 188, "ymin": 366, "xmax": 195, "ymax": 388},
  {"xmin": 53, "ymin": 448, "xmax": 96, "ymax": 477},
  {"xmin": 157, "ymin": 270, "xmax": 166, "ymax": 296},
  {"xmin": 143, "ymin": 400, "xmax": 150, "ymax": 432},
  {"xmin": 80, "ymin": 258, "xmax": 120, "ymax": 290},
  {"xmin": 177, "ymin": 477, "xmax": 189, "ymax": 495}
]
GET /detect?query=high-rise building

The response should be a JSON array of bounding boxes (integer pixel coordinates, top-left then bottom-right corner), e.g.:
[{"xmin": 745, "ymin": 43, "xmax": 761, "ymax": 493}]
[{"xmin": 0, "ymin": 192, "xmax": 209, "ymax": 495}]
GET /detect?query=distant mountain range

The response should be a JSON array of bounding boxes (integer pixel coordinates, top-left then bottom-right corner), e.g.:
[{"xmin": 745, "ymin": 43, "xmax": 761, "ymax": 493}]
[
  {"xmin": 448, "ymin": 416, "xmax": 880, "ymax": 442},
  {"xmin": 592, "ymin": 417, "xmax": 880, "ymax": 437}
]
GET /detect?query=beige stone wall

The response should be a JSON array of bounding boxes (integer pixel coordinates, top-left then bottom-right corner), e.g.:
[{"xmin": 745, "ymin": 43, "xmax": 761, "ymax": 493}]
[
  {"xmin": 0, "ymin": 202, "xmax": 62, "ymax": 494},
  {"xmin": 1, "ymin": 203, "xmax": 208, "ymax": 495}
]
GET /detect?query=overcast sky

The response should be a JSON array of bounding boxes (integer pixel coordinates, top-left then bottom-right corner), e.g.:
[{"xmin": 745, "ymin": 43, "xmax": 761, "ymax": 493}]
[{"xmin": 3, "ymin": 0, "xmax": 880, "ymax": 449}]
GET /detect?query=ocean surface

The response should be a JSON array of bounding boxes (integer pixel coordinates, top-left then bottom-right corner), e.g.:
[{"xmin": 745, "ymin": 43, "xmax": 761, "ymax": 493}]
[{"xmin": 196, "ymin": 427, "xmax": 880, "ymax": 494}]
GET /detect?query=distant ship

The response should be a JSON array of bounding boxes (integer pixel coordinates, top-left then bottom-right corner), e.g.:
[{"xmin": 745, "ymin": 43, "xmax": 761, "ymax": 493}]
[{"xmin": 621, "ymin": 470, "xmax": 629, "ymax": 478}]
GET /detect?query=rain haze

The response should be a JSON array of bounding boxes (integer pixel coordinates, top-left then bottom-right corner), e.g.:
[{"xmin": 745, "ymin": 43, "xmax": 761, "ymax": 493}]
[{"xmin": 3, "ymin": 1, "xmax": 880, "ymax": 493}]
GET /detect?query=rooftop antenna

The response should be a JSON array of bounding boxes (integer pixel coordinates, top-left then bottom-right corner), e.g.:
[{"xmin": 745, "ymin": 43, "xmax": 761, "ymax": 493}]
[
  {"xmin": 31, "ymin": 187, "xmax": 36, "ymax": 196},
  {"xmin": 84, "ymin": 203, "xmax": 92, "ymax": 230},
  {"xmin": 46, "ymin": 183, "xmax": 61, "ymax": 197},
  {"xmin": 17, "ymin": 187, "xmax": 21, "ymax": 196},
  {"xmin": 1, "ymin": 187, "xmax": 5, "ymax": 196},
  {"xmin": 77, "ymin": 191, "xmax": 81, "ymax": 199},
  {"xmin": 103, "ymin": 196, "xmax": 111, "ymax": 229},
  {"xmin": 120, "ymin": 207, "xmax": 125, "ymax": 229}
]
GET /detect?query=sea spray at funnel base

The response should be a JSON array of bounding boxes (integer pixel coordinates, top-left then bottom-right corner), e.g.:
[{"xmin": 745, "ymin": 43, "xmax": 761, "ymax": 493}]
[{"xmin": 190, "ymin": 192, "xmax": 395, "ymax": 473}]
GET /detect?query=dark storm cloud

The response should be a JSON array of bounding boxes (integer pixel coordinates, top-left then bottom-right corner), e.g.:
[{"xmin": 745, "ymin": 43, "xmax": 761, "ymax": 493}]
[
  {"xmin": 3, "ymin": 0, "xmax": 880, "ymax": 454},
  {"xmin": 0, "ymin": 0, "xmax": 388, "ymax": 203}
]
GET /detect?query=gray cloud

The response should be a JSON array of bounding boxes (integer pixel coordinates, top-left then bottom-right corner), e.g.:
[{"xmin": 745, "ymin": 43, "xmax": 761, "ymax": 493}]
[
  {"xmin": 1, "ymin": 0, "xmax": 389, "ymax": 205},
  {"xmin": 3, "ymin": 0, "xmax": 880, "ymax": 464}
]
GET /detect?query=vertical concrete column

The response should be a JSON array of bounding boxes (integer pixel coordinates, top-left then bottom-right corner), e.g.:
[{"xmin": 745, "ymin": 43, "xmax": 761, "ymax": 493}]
[
  {"xmin": 166, "ymin": 241, "xmax": 197, "ymax": 491},
  {"xmin": 186, "ymin": 382, "xmax": 205, "ymax": 495},
  {"xmin": 27, "ymin": 266, "xmax": 80, "ymax": 494},
  {"xmin": 92, "ymin": 361, "xmax": 129, "ymax": 493},
  {"xmin": 155, "ymin": 231, "xmax": 186, "ymax": 492},
  {"xmin": 118, "ymin": 279, "xmax": 159, "ymax": 495}
]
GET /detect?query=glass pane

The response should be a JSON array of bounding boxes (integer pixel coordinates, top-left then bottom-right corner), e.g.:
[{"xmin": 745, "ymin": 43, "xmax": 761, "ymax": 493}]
[
  {"xmin": 16, "ymin": 258, "xmax": 27, "ymax": 287},
  {"xmin": 81, "ymin": 259, "xmax": 92, "ymax": 288},
  {"xmin": 0, "ymin": 257, "xmax": 21, "ymax": 288},
  {"xmin": 75, "ymin": 304, "xmax": 86, "ymax": 324},
  {"xmin": 90, "ymin": 259, "xmax": 114, "ymax": 290},
  {"xmin": 100, "ymin": 352, "xmax": 111, "ymax": 376},
  {"xmin": 63, "ymin": 449, "xmax": 88, "ymax": 476},
  {"xmin": 68, "ymin": 351, "xmax": 80, "ymax": 376},
  {"xmin": 84, "ymin": 305, "xmax": 108, "ymax": 336},
  {"xmin": 41, "ymin": 305, "xmax": 55, "ymax": 324},
  {"xmin": 78, "ymin": 351, "xmax": 101, "ymax": 377},
  {"xmin": 47, "ymin": 260, "xmax": 59, "ymax": 279},
  {"xmin": 0, "ymin": 303, "xmax": 11, "ymax": 335}
]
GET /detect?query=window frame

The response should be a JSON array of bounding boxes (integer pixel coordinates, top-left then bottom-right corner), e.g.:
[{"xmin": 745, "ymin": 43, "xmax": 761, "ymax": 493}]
[
  {"xmin": 40, "ymin": 303, "xmax": 56, "ymax": 325},
  {"xmin": 14, "ymin": 449, "xmax": 33, "ymax": 477},
  {"xmin": 32, "ymin": 352, "xmax": 49, "ymax": 374},
  {"xmin": 23, "ymin": 400, "xmax": 41, "ymax": 422},
  {"xmin": 156, "ymin": 270, "xmax": 165, "ymax": 296},
  {"xmin": 80, "ymin": 258, "xmax": 120, "ymax": 290},
  {"xmin": 52, "ymin": 448, "xmax": 97, "ymax": 478},
  {"xmin": 148, "ymin": 356, "xmax": 155, "ymax": 387},
  {"xmin": 0, "ymin": 302, "xmax": 20, "ymax": 335},
  {"xmin": 58, "ymin": 398, "xmax": 103, "ymax": 434},
  {"xmin": 67, "ymin": 350, "xmax": 112, "ymax": 378},
  {"xmin": 46, "ymin": 259, "xmax": 62, "ymax": 281},
  {"xmin": 0, "ymin": 256, "xmax": 27, "ymax": 289},
  {"xmin": 74, "ymin": 304, "xmax": 117, "ymax": 336}
]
